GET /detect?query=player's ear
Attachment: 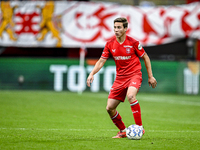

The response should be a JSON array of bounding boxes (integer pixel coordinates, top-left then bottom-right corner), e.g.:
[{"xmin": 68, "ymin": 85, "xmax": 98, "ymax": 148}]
[{"xmin": 124, "ymin": 27, "xmax": 128, "ymax": 32}]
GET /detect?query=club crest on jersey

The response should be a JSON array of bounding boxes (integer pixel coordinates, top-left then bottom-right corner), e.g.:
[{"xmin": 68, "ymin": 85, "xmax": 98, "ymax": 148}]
[
  {"xmin": 126, "ymin": 47, "xmax": 131, "ymax": 54},
  {"xmin": 124, "ymin": 45, "xmax": 132, "ymax": 54}
]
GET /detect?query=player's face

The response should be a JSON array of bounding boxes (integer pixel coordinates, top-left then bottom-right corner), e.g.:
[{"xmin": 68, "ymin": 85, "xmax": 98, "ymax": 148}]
[{"xmin": 114, "ymin": 22, "xmax": 127, "ymax": 38}]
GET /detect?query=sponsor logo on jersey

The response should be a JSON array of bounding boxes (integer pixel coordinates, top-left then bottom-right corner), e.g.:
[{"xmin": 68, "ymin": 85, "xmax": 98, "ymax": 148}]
[{"xmin": 113, "ymin": 56, "xmax": 131, "ymax": 60}]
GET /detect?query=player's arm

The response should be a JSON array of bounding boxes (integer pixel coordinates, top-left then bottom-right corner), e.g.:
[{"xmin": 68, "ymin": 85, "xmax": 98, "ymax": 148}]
[
  {"xmin": 141, "ymin": 53, "xmax": 157, "ymax": 88},
  {"xmin": 87, "ymin": 58, "xmax": 107, "ymax": 87}
]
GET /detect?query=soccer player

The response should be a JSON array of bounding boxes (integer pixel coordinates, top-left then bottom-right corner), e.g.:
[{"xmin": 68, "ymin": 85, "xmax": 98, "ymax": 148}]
[{"xmin": 87, "ymin": 17, "xmax": 157, "ymax": 138}]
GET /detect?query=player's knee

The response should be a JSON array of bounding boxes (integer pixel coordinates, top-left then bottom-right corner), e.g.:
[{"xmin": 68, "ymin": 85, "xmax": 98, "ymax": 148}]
[
  {"xmin": 106, "ymin": 106, "xmax": 114, "ymax": 114},
  {"xmin": 106, "ymin": 106, "xmax": 111, "ymax": 113},
  {"xmin": 127, "ymin": 94, "xmax": 136, "ymax": 102}
]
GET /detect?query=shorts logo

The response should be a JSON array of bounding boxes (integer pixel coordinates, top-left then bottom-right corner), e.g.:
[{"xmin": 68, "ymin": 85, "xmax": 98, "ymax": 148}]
[{"xmin": 132, "ymin": 82, "xmax": 137, "ymax": 84}]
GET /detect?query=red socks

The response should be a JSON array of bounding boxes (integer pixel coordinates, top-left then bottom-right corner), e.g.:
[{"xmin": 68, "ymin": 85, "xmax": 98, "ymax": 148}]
[
  {"xmin": 111, "ymin": 100, "xmax": 142, "ymax": 131},
  {"xmin": 111, "ymin": 111, "xmax": 126, "ymax": 131},
  {"xmin": 130, "ymin": 100, "xmax": 142, "ymax": 126}
]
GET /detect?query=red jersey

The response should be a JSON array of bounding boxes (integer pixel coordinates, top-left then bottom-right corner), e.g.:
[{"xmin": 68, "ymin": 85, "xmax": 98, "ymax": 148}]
[{"xmin": 101, "ymin": 35, "xmax": 145, "ymax": 78}]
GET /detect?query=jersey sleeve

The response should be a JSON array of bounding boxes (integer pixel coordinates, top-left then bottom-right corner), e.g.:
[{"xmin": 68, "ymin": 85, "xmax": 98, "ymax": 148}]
[
  {"xmin": 101, "ymin": 42, "xmax": 111, "ymax": 59},
  {"xmin": 134, "ymin": 41, "xmax": 145, "ymax": 58}
]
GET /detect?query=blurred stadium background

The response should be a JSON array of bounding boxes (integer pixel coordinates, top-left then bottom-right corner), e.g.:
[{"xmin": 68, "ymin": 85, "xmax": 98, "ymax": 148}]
[{"xmin": 0, "ymin": 0, "xmax": 199, "ymax": 95}]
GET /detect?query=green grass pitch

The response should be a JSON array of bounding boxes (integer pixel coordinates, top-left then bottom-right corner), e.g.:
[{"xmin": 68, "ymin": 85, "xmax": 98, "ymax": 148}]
[{"xmin": 0, "ymin": 91, "xmax": 200, "ymax": 150}]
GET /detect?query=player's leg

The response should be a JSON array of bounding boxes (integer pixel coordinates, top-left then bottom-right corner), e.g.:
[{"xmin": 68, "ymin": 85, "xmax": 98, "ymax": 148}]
[
  {"xmin": 106, "ymin": 99, "xmax": 126, "ymax": 138},
  {"xmin": 106, "ymin": 98, "xmax": 126, "ymax": 130},
  {"xmin": 127, "ymin": 86, "xmax": 143, "ymax": 126},
  {"xmin": 106, "ymin": 98, "xmax": 120, "ymax": 117}
]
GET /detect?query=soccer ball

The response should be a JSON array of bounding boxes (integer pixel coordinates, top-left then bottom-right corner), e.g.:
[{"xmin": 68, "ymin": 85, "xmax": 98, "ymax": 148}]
[{"xmin": 126, "ymin": 124, "xmax": 143, "ymax": 140}]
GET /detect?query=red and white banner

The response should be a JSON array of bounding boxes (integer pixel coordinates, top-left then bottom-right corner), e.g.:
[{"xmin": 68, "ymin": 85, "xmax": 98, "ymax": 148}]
[{"xmin": 0, "ymin": 1, "xmax": 200, "ymax": 47}]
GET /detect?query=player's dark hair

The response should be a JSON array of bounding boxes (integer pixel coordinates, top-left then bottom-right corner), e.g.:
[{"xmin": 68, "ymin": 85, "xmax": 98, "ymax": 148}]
[{"xmin": 114, "ymin": 17, "xmax": 128, "ymax": 28}]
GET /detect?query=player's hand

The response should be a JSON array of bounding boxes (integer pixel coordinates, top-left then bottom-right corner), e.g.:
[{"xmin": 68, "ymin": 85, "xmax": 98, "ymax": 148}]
[
  {"xmin": 148, "ymin": 77, "xmax": 157, "ymax": 88},
  {"xmin": 87, "ymin": 74, "xmax": 94, "ymax": 87}
]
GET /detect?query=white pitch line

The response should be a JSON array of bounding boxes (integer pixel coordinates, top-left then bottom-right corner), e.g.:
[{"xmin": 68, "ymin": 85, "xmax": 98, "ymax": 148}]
[
  {"xmin": 139, "ymin": 96, "xmax": 200, "ymax": 106},
  {"xmin": 148, "ymin": 130, "xmax": 200, "ymax": 133},
  {"xmin": 0, "ymin": 128, "xmax": 116, "ymax": 131},
  {"xmin": 0, "ymin": 128, "xmax": 199, "ymax": 133},
  {"xmin": 87, "ymin": 94, "xmax": 200, "ymax": 106}
]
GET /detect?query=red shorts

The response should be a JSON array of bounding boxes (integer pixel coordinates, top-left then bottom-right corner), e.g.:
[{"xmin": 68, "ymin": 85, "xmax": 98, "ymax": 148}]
[{"xmin": 108, "ymin": 74, "xmax": 142, "ymax": 102}]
